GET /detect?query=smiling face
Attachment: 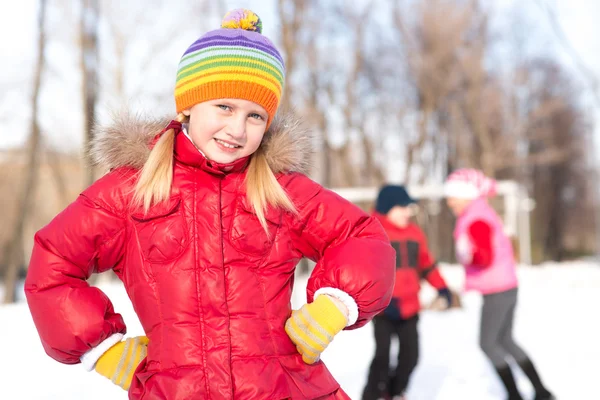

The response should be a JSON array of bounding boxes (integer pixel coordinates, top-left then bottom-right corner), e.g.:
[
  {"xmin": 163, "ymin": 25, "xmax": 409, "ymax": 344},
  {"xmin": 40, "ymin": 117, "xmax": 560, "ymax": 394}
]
[{"xmin": 183, "ymin": 98, "xmax": 269, "ymax": 164}]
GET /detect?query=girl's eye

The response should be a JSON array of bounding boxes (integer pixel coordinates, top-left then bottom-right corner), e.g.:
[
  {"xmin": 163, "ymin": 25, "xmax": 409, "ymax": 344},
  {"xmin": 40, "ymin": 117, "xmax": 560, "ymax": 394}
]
[
  {"xmin": 218, "ymin": 104, "xmax": 231, "ymax": 111},
  {"xmin": 249, "ymin": 113, "xmax": 264, "ymax": 120}
]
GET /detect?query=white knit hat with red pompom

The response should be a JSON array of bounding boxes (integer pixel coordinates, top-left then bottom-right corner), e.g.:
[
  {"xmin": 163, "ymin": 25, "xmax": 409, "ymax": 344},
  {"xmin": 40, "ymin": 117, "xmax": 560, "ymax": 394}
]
[{"xmin": 443, "ymin": 168, "xmax": 497, "ymax": 199}]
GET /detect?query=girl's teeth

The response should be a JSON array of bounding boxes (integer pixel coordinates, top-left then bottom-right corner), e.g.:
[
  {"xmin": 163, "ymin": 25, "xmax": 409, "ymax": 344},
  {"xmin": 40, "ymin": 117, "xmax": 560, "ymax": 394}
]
[{"xmin": 216, "ymin": 139, "xmax": 238, "ymax": 148}]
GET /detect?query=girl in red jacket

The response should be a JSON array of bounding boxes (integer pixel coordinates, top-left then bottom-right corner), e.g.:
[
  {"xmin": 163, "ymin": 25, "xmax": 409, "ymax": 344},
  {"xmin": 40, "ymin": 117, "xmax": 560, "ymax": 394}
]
[
  {"xmin": 362, "ymin": 185, "xmax": 452, "ymax": 400},
  {"xmin": 24, "ymin": 9, "xmax": 396, "ymax": 400}
]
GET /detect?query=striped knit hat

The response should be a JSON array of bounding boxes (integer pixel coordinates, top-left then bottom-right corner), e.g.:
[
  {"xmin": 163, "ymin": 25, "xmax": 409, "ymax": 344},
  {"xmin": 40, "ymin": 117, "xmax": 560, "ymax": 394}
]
[
  {"xmin": 174, "ymin": 9, "xmax": 284, "ymax": 127},
  {"xmin": 444, "ymin": 169, "xmax": 497, "ymax": 199}
]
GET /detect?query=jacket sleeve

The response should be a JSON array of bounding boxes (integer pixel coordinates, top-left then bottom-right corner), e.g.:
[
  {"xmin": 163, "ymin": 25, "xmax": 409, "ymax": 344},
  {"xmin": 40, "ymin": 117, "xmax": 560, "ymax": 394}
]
[
  {"xmin": 24, "ymin": 189, "xmax": 128, "ymax": 365},
  {"xmin": 285, "ymin": 173, "xmax": 396, "ymax": 330},
  {"xmin": 416, "ymin": 230, "xmax": 447, "ymax": 290},
  {"xmin": 468, "ymin": 220, "xmax": 494, "ymax": 267}
]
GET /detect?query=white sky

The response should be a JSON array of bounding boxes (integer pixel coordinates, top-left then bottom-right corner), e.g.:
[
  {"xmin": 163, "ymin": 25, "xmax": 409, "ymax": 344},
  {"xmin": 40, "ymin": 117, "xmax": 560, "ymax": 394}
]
[{"xmin": 1, "ymin": 0, "xmax": 599, "ymax": 156}]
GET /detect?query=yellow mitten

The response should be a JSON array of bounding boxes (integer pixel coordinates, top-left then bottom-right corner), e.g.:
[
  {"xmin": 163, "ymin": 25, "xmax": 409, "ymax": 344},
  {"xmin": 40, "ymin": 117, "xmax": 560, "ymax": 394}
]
[
  {"xmin": 285, "ymin": 295, "xmax": 348, "ymax": 364},
  {"xmin": 95, "ymin": 336, "xmax": 149, "ymax": 390}
]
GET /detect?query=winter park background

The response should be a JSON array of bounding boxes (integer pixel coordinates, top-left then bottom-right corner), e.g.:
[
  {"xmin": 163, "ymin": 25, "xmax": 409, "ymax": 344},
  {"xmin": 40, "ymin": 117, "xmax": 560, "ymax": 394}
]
[{"xmin": 2, "ymin": 0, "xmax": 600, "ymax": 399}]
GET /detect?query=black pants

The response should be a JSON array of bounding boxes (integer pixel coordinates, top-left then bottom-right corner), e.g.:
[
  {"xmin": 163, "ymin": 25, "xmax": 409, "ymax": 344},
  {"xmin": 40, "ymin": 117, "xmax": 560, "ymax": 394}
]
[{"xmin": 362, "ymin": 315, "xmax": 419, "ymax": 399}]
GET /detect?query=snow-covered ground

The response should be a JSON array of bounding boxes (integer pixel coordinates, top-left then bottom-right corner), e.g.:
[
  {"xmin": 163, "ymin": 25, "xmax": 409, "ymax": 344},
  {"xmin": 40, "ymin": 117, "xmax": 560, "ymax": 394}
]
[{"xmin": 1, "ymin": 262, "xmax": 598, "ymax": 399}]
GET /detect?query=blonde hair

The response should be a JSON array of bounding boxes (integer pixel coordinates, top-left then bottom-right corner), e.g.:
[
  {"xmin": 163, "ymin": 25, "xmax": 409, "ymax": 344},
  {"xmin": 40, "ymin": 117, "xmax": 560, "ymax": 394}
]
[
  {"xmin": 132, "ymin": 114, "xmax": 296, "ymax": 233},
  {"xmin": 245, "ymin": 146, "xmax": 296, "ymax": 233},
  {"xmin": 132, "ymin": 113, "xmax": 188, "ymax": 212}
]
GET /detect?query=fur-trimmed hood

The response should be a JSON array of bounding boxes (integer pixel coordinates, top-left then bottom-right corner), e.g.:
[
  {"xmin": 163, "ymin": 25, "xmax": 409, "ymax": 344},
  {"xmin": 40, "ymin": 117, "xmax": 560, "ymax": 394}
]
[{"xmin": 90, "ymin": 111, "xmax": 313, "ymax": 174}]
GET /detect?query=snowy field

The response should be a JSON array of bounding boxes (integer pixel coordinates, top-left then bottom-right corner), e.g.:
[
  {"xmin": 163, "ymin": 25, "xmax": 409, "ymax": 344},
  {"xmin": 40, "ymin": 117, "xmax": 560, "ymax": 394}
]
[{"xmin": 1, "ymin": 262, "xmax": 598, "ymax": 399}]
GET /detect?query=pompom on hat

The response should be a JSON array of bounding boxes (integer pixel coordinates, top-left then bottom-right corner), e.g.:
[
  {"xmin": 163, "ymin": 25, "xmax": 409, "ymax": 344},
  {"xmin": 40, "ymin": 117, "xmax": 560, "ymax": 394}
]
[
  {"xmin": 444, "ymin": 169, "xmax": 497, "ymax": 199},
  {"xmin": 174, "ymin": 9, "xmax": 284, "ymax": 127}
]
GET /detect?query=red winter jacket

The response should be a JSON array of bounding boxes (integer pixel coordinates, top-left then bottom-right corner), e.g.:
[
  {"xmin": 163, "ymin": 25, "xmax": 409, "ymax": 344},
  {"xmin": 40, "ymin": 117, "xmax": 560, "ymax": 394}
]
[
  {"xmin": 373, "ymin": 213, "xmax": 447, "ymax": 320},
  {"xmin": 25, "ymin": 114, "xmax": 396, "ymax": 400}
]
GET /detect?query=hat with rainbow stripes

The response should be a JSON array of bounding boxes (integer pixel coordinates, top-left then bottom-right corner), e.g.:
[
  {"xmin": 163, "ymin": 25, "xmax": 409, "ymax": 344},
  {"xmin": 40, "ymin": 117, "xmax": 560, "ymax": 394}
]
[{"xmin": 174, "ymin": 9, "xmax": 284, "ymax": 127}]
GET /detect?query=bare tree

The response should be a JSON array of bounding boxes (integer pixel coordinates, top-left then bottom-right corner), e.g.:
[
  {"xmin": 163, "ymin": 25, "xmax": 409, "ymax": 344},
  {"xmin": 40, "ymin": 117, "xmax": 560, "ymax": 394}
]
[
  {"xmin": 339, "ymin": 1, "xmax": 386, "ymax": 186},
  {"xmin": 80, "ymin": 0, "xmax": 99, "ymax": 186},
  {"xmin": 101, "ymin": 0, "xmax": 218, "ymax": 105},
  {"xmin": 45, "ymin": 146, "xmax": 71, "ymax": 207},
  {"xmin": 3, "ymin": 0, "xmax": 47, "ymax": 303},
  {"xmin": 276, "ymin": 0, "xmax": 309, "ymax": 113},
  {"xmin": 522, "ymin": 60, "xmax": 592, "ymax": 261},
  {"xmin": 390, "ymin": 0, "xmax": 473, "ymax": 183}
]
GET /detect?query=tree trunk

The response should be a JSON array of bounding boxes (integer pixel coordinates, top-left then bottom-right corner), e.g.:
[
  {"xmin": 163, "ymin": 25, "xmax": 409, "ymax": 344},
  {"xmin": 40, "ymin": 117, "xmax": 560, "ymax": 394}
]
[
  {"xmin": 81, "ymin": 0, "xmax": 99, "ymax": 187},
  {"xmin": 46, "ymin": 150, "xmax": 70, "ymax": 207},
  {"xmin": 3, "ymin": 0, "xmax": 47, "ymax": 304}
]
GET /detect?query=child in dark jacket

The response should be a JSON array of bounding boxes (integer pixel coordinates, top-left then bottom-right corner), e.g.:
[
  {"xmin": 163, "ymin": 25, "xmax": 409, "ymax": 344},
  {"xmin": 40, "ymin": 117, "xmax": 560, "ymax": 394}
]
[{"xmin": 362, "ymin": 185, "xmax": 452, "ymax": 400}]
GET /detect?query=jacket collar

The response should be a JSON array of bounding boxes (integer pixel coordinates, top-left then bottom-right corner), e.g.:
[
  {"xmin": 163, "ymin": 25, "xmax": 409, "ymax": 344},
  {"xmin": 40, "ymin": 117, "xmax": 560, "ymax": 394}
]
[
  {"xmin": 90, "ymin": 110, "xmax": 314, "ymax": 175},
  {"xmin": 165, "ymin": 120, "xmax": 249, "ymax": 175}
]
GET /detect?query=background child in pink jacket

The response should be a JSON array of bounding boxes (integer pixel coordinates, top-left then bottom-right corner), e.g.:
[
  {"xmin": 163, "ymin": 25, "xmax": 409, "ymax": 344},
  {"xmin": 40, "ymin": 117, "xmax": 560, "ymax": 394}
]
[{"xmin": 444, "ymin": 169, "xmax": 554, "ymax": 400}]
